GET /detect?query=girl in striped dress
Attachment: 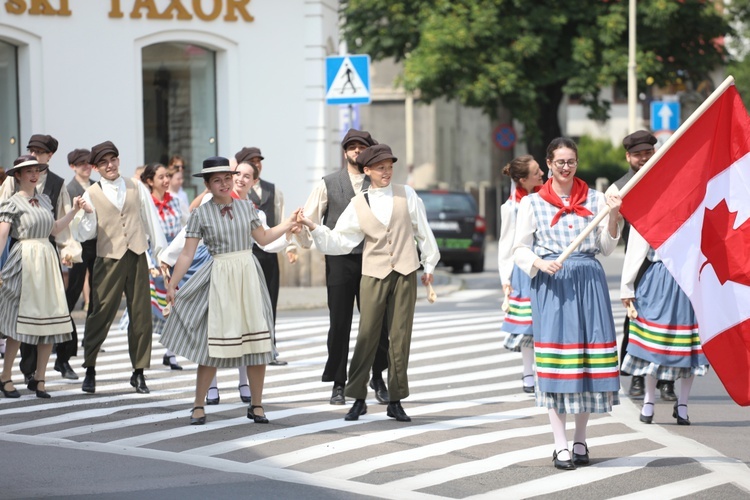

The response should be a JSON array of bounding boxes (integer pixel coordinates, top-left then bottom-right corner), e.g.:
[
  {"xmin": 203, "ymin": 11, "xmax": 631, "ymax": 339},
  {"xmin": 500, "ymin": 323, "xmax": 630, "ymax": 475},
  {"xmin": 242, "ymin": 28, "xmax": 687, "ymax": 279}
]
[
  {"xmin": 161, "ymin": 157, "xmax": 299, "ymax": 425},
  {"xmin": 141, "ymin": 163, "xmax": 189, "ymax": 370},
  {"xmin": 621, "ymin": 228, "xmax": 708, "ymax": 425},
  {"xmin": 0, "ymin": 155, "xmax": 89, "ymax": 399},
  {"xmin": 498, "ymin": 155, "xmax": 544, "ymax": 394},
  {"xmin": 513, "ymin": 138, "xmax": 622, "ymax": 470}
]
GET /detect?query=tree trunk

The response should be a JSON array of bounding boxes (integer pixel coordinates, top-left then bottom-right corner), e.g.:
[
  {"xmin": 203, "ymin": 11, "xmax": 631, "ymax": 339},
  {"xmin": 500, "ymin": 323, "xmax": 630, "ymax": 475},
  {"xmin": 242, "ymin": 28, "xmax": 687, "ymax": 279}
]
[{"xmin": 526, "ymin": 83, "xmax": 565, "ymax": 164}]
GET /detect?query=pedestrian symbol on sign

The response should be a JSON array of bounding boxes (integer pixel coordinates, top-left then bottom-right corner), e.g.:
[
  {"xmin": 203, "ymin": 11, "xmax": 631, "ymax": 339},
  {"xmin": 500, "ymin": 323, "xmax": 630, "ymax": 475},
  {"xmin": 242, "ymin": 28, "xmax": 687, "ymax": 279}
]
[{"xmin": 326, "ymin": 55, "xmax": 371, "ymax": 105}]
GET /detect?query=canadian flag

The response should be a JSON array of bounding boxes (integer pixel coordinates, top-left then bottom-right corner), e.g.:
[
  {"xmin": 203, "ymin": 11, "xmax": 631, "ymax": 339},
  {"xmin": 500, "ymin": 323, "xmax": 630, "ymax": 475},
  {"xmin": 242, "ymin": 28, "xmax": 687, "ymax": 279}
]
[{"xmin": 621, "ymin": 83, "xmax": 750, "ymax": 406}]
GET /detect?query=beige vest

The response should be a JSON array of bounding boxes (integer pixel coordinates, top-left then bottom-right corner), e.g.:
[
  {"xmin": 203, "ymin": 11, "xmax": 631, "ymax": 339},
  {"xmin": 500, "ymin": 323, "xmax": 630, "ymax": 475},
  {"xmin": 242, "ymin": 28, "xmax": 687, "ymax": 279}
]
[
  {"xmin": 88, "ymin": 177, "xmax": 149, "ymax": 259},
  {"xmin": 353, "ymin": 184, "xmax": 420, "ymax": 279}
]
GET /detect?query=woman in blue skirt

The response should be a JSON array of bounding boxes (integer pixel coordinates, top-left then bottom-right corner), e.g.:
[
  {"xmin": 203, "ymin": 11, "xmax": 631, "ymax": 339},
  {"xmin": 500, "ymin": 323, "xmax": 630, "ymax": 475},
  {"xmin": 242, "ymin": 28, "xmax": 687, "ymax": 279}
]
[
  {"xmin": 514, "ymin": 138, "xmax": 622, "ymax": 470},
  {"xmin": 621, "ymin": 228, "xmax": 708, "ymax": 425},
  {"xmin": 498, "ymin": 155, "xmax": 544, "ymax": 393}
]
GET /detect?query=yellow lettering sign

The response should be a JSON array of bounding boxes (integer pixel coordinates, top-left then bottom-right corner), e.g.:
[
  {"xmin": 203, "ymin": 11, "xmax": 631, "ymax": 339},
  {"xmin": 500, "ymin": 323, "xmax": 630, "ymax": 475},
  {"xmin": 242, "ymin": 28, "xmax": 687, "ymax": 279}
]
[
  {"xmin": 4, "ymin": 0, "xmax": 70, "ymax": 15},
  {"xmin": 192, "ymin": 0, "xmax": 220, "ymax": 21},
  {"xmin": 224, "ymin": 0, "xmax": 252, "ymax": 22},
  {"xmin": 109, "ymin": 0, "xmax": 124, "ymax": 18},
  {"xmin": 5, "ymin": 0, "xmax": 26, "ymax": 15},
  {"xmin": 163, "ymin": 0, "xmax": 191, "ymax": 20}
]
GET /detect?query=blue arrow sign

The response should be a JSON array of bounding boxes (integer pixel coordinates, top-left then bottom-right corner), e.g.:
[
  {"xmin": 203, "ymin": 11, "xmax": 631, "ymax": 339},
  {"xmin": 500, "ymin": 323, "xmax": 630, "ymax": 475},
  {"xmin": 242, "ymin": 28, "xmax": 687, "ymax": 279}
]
[
  {"xmin": 650, "ymin": 101, "xmax": 680, "ymax": 132},
  {"xmin": 326, "ymin": 55, "xmax": 371, "ymax": 105}
]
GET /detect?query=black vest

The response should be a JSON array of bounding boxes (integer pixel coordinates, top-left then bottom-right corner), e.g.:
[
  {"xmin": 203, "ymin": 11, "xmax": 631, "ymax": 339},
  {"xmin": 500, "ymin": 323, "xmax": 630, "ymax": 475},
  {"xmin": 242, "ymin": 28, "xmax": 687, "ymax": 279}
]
[
  {"xmin": 322, "ymin": 168, "xmax": 370, "ymax": 254},
  {"xmin": 613, "ymin": 168, "xmax": 636, "ymax": 244},
  {"xmin": 43, "ymin": 171, "xmax": 65, "ymax": 218},
  {"xmin": 248, "ymin": 179, "xmax": 276, "ymax": 226}
]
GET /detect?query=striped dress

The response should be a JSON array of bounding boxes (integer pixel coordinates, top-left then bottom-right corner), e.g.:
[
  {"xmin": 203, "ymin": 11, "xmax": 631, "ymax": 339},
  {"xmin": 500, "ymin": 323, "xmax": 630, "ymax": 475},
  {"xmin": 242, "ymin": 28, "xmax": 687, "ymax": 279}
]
[
  {"xmin": 515, "ymin": 188, "xmax": 621, "ymax": 414},
  {"xmin": 498, "ymin": 198, "xmax": 533, "ymax": 350},
  {"xmin": 0, "ymin": 194, "xmax": 72, "ymax": 344},
  {"xmin": 160, "ymin": 199, "xmax": 276, "ymax": 367},
  {"xmin": 620, "ymin": 229, "xmax": 708, "ymax": 380}
]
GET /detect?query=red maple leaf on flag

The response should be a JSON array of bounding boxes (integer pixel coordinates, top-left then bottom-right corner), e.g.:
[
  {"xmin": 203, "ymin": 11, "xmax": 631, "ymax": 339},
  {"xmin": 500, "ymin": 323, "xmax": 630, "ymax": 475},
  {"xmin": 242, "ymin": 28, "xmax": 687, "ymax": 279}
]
[{"xmin": 699, "ymin": 199, "xmax": 750, "ymax": 286}]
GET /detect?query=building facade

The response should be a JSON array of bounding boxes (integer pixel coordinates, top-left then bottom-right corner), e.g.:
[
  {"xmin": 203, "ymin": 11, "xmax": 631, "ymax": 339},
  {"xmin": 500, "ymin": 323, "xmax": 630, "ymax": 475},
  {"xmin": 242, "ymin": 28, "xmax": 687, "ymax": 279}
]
[{"xmin": 0, "ymin": 0, "xmax": 340, "ymax": 208}]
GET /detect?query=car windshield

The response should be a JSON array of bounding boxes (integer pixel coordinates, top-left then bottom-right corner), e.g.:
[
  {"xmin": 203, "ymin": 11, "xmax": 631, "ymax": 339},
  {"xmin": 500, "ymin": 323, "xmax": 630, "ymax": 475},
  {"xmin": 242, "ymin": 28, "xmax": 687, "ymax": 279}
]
[{"xmin": 419, "ymin": 193, "xmax": 475, "ymax": 214}]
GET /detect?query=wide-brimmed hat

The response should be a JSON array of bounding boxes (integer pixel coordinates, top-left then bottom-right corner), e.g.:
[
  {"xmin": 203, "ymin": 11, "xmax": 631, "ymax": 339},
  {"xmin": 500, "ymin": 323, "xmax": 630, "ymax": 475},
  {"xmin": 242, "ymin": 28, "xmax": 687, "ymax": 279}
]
[
  {"xmin": 27, "ymin": 134, "xmax": 59, "ymax": 154},
  {"xmin": 235, "ymin": 147, "xmax": 264, "ymax": 164},
  {"xmin": 622, "ymin": 130, "xmax": 657, "ymax": 153},
  {"xmin": 193, "ymin": 156, "xmax": 239, "ymax": 178},
  {"xmin": 67, "ymin": 148, "xmax": 91, "ymax": 166},
  {"xmin": 6, "ymin": 154, "xmax": 49, "ymax": 176},
  {"xmin": 356, "ymin": 144, "xmax": 398, "ymax": 170},
  {"xmin": 89, "ymin": 141, "xmax": 119, "ymax": 166},
  {"xmin": 342, "ymin": 129, "xmax": 378, "ymax": 149}
]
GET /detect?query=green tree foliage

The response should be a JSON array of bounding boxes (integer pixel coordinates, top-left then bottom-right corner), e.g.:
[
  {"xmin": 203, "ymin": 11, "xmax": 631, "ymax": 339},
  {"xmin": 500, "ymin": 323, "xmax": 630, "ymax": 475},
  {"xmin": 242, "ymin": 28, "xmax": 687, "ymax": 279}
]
[
  {"xmin": 575, "ymin": 135, "xmax": 628, "ymax": 186},
  {"xmin": 341, "ymin": 0, "xmax": 730, "ymax": 158}
]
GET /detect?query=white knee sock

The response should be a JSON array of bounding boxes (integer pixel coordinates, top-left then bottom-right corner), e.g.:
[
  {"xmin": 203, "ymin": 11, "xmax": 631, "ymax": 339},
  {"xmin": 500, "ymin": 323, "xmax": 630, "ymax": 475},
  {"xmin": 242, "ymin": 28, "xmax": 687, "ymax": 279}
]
[
  {"xmin": 573, "ymin": 413, "xmax": 590, "ymax": 452},
  {"xmin": 548, "ymin": 409, "xmax": 570, "ymax": 459},
  {"xmin": 207, "ymin": 377, "xmax": 219, "ymax": 399},
  {"xmin": 678, "ymin": 376, "xmax": 694, "ymax": 418},
  {"xmin": 165, "ymin": 349, "xmax": 176, "ymax": 362},
  {"xmin": 521, "ymin": 346, "xmax": 535, "ymax": 382},
  {"xmin": 238, "ymin": 367, "xmax": 250, "ymax": 398},
  {"xmin": 642, "ymin": 375, "xmax": 658, "ymax": 416}
]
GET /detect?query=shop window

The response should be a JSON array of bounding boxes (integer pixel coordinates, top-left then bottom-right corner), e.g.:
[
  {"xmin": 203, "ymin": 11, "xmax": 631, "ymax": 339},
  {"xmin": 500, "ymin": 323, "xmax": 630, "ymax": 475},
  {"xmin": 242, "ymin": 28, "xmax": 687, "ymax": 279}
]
[
  {"xmin": 142, "ymin": 42, "xmax": 217, "ymax": 196},
  {"xmin": 0, "ymin": 40, "xmax": 20, "ymax": 173}
]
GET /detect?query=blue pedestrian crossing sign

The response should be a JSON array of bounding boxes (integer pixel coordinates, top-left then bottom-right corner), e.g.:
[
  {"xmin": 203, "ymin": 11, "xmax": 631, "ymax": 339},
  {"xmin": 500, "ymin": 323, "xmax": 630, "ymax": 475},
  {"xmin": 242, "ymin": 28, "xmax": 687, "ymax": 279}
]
[
  {"xmin": 326, "ymin": 55, "xmax": 371, "ymax": 105},
  {"xmin": 650, "ymin": 101, "xmax": 680, "ymax": 132}
]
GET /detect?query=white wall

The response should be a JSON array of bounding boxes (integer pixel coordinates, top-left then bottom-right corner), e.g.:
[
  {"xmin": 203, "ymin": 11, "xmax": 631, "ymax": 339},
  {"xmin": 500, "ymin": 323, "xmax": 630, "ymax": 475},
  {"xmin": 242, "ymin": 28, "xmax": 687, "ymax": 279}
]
[{"xmin": 0, "ymin": 0, "xmax": 338, "ymax": 209}]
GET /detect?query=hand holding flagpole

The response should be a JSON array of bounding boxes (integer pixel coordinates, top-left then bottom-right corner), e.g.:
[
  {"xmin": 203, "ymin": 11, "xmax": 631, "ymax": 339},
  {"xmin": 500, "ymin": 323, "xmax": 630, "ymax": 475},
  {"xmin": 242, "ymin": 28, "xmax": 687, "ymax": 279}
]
[{"xmin": 555, "ymin": 75, "xmax": 736, "ymax": 264}]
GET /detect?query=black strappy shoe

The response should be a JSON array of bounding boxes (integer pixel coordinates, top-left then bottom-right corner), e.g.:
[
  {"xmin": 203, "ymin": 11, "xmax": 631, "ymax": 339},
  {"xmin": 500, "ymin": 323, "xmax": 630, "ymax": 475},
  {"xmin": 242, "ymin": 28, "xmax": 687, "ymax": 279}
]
[
  {"xmin": 0, "ymin": 379, "xmax": 20, "ymax": 398},
  {"xmin": 247, "ymin": 405, "xmax": 269, "ymax": 424},
  {"xmin": 673, "ymin": 402, "xmax": 691, "ymax": 425},
  {"xmin": 190, "ymin": 406, "xmax": 206, "ymax": 425},
  {"xmin": 572, "ymin": 441, "xmax": 589, "ymax": 466},
  {"xmin": 552, "ymin": 449, "xmax": 576, "ymax": 470},
  {"xmin": 640, "ymin": 402, "xmax": 654, "ymax": 424}
]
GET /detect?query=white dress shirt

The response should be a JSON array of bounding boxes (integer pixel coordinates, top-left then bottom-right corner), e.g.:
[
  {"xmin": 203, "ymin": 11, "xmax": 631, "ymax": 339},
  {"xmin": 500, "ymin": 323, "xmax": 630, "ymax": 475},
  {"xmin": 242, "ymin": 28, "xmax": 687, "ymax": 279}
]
[{"xmin": 310, "ymin": 184, "xmax": 440, "ymax": 274}]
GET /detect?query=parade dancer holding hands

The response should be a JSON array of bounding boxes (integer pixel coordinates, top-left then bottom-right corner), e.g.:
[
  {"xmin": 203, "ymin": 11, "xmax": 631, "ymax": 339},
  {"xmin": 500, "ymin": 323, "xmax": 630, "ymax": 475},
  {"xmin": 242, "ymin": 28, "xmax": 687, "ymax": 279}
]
[
  {"xmin": 161, "ymin": 157, "xmax": 300, "ymax": 425},
  {"xmin": 513, "ymin": 138, "xmax": 622, "ymax": 470},
  {"xmin": 498, "ymin": 155, "xmax": 544, "ymax": 394},
  {"xmin": 0, "ymin": 155, "xmax": 90, "ymax": 399}
]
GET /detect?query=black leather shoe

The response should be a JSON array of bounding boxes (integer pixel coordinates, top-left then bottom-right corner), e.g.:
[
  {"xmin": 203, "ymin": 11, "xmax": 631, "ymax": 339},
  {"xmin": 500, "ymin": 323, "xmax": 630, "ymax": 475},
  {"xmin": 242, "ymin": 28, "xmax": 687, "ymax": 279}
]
[
  {"xmin": 553, "ymin": 449, "xmax": 576, "ymax": 470},
  {"xmin": 386, "ymin": 401, "xmax": 411, "ymax": 422},
  {"xmin": 162, "ymin": 354, "xmax": 183, "ymax": 371},
  {"xmin": 330, "ymin": 385, "xmax": 345, "ymax": 405},
  {"xmin": 268, "ymin": 359, "xmax": 288, "ymax": 366},
  {"xmin": 673, "ymin": 402, "xmax": 691, "ymax": 425},
  {"xmin": 629, "ymin": 376, "xmax": 644, "ymax": 397},
  {"xmin": 660, "ymin": 381, "xmax": 677, "ymax": 401},
  {"xmin": 522, "ymin": 374, "xmax": 535, "ymax": 394},
  {"xmin": 82, "ymin": 371, "xmax": 96, "ymax": 393},
  {"xmin": 205, "ymin": 387, "xmax": 220, "ymax": 405},
  {"xmin": 190, "ymin": 406, "xmax": 206, "ymax": 425},
  {"xmin": 247, "ymin": 405, "xmax": 269, "ymax": 423},
  {"xmin": 238, "ymin": 384, "xmax": 252, "ymax": 404},
  {"xmin": 0, "ymin": 379, "xmax": 20, "ymax": 398},
  {"xmin": 27, "ymin": 378, "xmax": 51, "ymax": 399},
  {"xmin": 369, "ymin": 379, "xmax": 389, "ymax": 404},
  {"xmin": 130, "ymin": 372, "xmax": 150, "ymax": 394},
  {"xmin": 345, "ymin": 399, "xmax": 367, "ymax": 421},
  {"xmin": 572, "ymin": 442, "xmax": 589, "ymax": 466},
  {"xmin": 55, "ymin": 359, "xmax": 79, "ymax": 380},
  {"xmin": 640, "ymin": 402, "xmax": 654, "ymax": 424}
]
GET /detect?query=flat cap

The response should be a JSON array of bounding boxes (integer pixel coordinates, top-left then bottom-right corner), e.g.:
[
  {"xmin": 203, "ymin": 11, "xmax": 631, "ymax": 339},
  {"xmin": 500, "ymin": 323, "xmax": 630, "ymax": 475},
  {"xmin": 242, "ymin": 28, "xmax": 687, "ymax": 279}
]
[
  {"xmin": 356, "ymin": 144, "xmax": 398, "ymax": 170},
  {"xmin": 89, "ymin": 141, "xmax": 119, "ymax": 166},
  {"xmin": 235, "ymin": 147, "xmax": 264, "ymax": 164},
  {"xmin": 27, "ymin": 134, "xmax": 59, "ymax": 154},
  {"xmin": 341, "ymin": 129, "xmax": 378, "ymax": 149},
  {"xmin": 67, "ymin": 148, "xmax": 91, "ymax": 165},
  {"xmin": 623, "ymin": 130, "xmax": 657, "ymax": 153}
]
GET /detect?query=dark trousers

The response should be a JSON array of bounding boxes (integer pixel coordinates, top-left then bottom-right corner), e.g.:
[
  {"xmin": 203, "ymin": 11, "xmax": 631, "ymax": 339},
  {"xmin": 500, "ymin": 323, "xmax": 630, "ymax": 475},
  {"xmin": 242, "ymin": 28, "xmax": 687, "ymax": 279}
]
[
  {"xmin": 253, "ymin": 246, "xmax": 280, "ymax": 325},
  {"xmin": 83, "ymin": 251, "xmax": 152, "ymax": 369},
  {"xmin": 322, "ymin": 254, "xmax": 389, "ymax": 385}
]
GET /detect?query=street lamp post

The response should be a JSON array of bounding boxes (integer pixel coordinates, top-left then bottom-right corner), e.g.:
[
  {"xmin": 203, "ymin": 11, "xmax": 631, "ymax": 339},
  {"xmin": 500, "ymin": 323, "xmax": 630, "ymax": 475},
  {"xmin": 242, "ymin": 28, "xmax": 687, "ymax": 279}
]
[{"xmin": 628, "ymin": 0, "xmax": 637, "ymax": 133}]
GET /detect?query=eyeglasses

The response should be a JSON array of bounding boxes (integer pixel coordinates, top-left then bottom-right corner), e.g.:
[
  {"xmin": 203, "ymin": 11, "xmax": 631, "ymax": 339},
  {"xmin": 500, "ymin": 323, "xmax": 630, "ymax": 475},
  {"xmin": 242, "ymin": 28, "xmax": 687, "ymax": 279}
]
[{"xmin": 552, "ymin": 159, "xmax": 578, "ymax": 168}]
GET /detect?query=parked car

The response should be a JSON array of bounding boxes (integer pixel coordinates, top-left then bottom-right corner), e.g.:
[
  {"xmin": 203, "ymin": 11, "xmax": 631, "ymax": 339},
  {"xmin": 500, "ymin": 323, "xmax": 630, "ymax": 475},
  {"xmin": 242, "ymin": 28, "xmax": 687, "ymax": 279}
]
[{"xmin": 417, "ymin": 189, "xmax": 486, "ymax": 273}]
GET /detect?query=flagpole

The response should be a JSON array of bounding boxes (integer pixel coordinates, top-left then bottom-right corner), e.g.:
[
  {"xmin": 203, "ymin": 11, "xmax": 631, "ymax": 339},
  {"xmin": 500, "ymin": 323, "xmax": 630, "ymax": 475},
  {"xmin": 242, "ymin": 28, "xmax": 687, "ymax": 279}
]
[{"xmin": 555, "ymin": 75, "xmax": 736, "ymax": 264}]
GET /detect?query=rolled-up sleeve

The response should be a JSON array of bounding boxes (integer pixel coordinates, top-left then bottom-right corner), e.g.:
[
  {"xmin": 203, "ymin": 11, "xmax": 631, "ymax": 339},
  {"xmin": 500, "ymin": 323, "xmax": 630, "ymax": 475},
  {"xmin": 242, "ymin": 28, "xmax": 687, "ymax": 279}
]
[
  {"xmin": 310, "ymin": 202, "xmax": 364, "ymax": 255},
  {"xmin": 71, "ymin": 190, "xmax": 98, "ymax": 242},
  {"xmin": 512, "ymin": 197, "xmax": 539, "ymax": 278},
  {"xmin": 408, "ymin": 187, "xmax": 439, "ymax": 274}
]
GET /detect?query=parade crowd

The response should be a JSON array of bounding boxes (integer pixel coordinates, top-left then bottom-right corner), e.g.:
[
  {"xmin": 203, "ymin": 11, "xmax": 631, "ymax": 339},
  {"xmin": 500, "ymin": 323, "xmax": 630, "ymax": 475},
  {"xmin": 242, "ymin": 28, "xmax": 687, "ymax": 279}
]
[{"xmin": 0, "ymin": 129, "xmax": 707, "ymax": 470}]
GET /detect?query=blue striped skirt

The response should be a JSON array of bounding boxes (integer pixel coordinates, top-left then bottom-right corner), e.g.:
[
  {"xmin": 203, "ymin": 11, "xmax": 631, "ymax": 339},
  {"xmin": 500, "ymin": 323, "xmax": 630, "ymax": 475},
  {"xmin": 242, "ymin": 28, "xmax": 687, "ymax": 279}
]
[
  {"xmin": 626, "ymin": 261, "xmax": 708, "ymax": 371},
  {"xmin": 530, "ymin": 253, "xmax": 620, "ymax": 400},
  {"xmin": 502, "ymin": 265, "xmax": 533, "ymax": 351}
]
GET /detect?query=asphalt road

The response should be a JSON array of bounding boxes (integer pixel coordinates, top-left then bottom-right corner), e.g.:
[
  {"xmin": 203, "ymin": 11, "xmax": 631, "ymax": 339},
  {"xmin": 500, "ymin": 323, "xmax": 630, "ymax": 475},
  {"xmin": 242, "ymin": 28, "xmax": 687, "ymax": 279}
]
[{"xmin": 1, "ymin": 243, "xmax": 749, "ymax": 499}]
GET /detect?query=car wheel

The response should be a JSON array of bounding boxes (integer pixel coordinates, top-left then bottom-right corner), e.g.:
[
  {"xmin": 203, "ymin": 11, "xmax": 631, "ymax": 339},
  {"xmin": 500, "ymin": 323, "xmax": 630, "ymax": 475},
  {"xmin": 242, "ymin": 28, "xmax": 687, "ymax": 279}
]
[{"xmin": 470, "ymin": 257, "xmax": 485, "ymax": 273}]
